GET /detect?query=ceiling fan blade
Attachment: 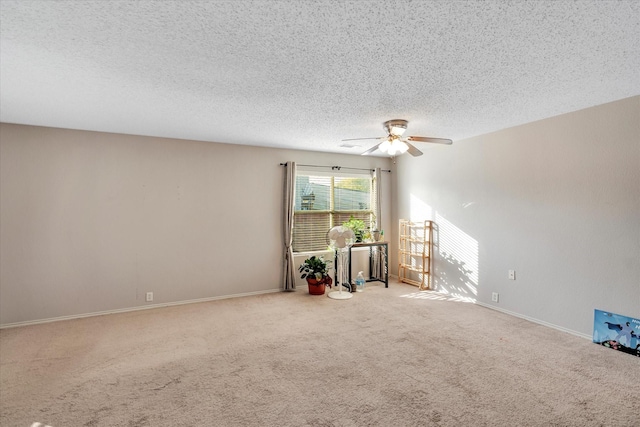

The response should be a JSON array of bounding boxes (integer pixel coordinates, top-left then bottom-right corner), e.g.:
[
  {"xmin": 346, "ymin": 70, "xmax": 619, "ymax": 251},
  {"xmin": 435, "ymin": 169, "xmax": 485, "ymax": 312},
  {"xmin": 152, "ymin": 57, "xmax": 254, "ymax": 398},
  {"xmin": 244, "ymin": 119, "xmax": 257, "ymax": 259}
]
[
  {"xmin": 405, "ymin": 141, "xmax": 423, "ymax": 157},
  {"xmin": 407, "ymin": 136, "xmax": 453, "ymax": 145},
  {"xmin": 342, "ymin": 137, "xmax": 384, "ymax": 142},
  {"xmin": 360, "ymin": 142, "xmax": 382, "ymax": 156}
]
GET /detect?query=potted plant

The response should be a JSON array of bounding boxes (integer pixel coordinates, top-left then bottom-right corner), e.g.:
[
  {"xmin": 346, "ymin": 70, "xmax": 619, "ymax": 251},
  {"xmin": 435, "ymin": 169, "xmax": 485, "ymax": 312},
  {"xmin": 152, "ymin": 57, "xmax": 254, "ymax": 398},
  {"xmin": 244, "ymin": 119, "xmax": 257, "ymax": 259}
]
[
  {"xmin": 299, "ymin": 255, "xmax": 333, "ymax": 295},
  {"xmin": 343, "ymin": 216, "xmax": 367, "ymax": 243}
]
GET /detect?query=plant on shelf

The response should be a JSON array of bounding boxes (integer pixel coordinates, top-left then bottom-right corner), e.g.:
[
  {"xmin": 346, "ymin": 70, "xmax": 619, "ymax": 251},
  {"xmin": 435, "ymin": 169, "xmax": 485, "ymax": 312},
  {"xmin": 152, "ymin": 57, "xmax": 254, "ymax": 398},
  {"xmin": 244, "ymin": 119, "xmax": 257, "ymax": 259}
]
[
  {"xmin": 299, "ymin": 255, "xmax": 333, "ymax": 295},
  {"xmin": 342, "ymin": 215, "xmax": 366, "ymax": 242}
]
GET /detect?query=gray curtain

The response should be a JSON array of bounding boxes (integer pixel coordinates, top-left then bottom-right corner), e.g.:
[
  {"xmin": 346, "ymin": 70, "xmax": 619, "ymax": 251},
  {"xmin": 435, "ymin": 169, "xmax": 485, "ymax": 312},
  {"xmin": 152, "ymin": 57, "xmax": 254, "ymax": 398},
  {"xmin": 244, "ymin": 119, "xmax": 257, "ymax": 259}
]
[
  {"xmin": 372, "ymin": 167, "xmax": 385, "ymax": 279},
  {"xmin": 283, "ymin": 161, "xmax": 297, "ymax": 291},
  {"xmin": 374, "ymin": 167, "xmax": 382, "ymax": 231}
]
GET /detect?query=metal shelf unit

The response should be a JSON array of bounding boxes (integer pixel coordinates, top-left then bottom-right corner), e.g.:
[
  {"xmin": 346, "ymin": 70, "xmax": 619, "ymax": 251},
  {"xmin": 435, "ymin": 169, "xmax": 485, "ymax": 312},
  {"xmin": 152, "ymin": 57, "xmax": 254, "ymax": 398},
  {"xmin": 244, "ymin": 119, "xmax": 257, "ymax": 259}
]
[{"xmin": 398, "ymin": 219, "xmax": 433, "ymax": 290}]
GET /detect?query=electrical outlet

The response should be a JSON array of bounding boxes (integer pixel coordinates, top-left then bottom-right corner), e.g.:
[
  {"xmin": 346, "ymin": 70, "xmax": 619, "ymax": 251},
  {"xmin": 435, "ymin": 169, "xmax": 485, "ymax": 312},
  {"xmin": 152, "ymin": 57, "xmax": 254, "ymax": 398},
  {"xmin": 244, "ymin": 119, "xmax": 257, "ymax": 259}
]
[
  {"xmin": 146, "ymin": 292, "xmax": 153, "ymax": 302},
  {"xmin": 492, "ymin": 292, "xmax": 499, "ymax": 303},
  {"xmin": 508, "ymin": 270, "xmax": 516, "ymax": 280}
]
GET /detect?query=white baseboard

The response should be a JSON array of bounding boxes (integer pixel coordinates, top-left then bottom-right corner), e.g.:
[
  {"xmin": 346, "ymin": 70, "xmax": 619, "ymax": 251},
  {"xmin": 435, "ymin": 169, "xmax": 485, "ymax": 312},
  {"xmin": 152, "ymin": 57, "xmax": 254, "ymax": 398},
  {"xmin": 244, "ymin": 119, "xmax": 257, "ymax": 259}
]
[
  {"xmin": 0, "ymin": 288, "xmax": 282, "ymax": 329},
  {"xmin": 475, "ymin": 301, "xmax": 592, "ymax": 341},
  {"xmin": 2, "ymin": 286, "xmax": 593, "ymax": 342}
]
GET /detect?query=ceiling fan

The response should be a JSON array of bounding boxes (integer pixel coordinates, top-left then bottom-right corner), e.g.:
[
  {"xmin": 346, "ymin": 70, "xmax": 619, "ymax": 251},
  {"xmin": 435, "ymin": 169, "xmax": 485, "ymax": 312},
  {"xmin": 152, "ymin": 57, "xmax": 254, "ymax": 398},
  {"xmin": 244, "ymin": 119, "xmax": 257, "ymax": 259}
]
[{"xmin": 343, "ymin": 119, "xmax": 452, "ymax": 157}]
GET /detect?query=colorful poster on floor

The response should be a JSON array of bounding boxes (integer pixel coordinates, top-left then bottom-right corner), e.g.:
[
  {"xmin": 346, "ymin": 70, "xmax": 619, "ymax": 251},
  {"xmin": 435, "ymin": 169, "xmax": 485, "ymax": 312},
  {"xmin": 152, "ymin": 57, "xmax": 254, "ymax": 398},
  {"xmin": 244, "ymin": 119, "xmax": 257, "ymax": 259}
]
[{"xmin": 593, "ymin": 309, "xmax": 639, "ymax": 357}]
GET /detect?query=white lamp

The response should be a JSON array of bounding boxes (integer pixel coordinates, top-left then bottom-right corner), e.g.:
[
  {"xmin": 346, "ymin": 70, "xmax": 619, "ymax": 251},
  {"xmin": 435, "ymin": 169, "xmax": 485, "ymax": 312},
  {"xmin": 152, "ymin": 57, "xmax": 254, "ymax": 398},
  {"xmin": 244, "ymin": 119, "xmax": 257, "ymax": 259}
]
[
  {"xmin": 380, "ymin": 137, "xmax": 409, "ymax": 156},
  {"xmin": 397, "ymin": 140, "xmax": 409, "ymax": 153}
]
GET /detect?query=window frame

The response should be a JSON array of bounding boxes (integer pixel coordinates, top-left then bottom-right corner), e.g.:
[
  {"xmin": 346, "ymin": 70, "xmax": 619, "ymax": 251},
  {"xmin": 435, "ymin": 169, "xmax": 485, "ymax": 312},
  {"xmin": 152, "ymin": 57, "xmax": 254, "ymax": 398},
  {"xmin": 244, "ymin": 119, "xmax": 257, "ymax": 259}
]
[{"xmin": 292, "ymin": 170, "xmax": 375, "ymax": 253}]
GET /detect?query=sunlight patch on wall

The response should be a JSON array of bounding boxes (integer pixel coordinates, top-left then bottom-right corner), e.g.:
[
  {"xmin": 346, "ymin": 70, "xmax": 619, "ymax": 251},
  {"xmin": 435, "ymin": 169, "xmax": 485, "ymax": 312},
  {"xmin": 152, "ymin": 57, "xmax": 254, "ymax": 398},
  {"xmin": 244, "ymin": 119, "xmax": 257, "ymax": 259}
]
[
  {"xmin": 409, "ymin": 194, "xmax": 433, "ymax": 222},
  {"xmin": 408, "ymin": 194, "xmax": 479, "ymax": 302},
  {"xmin": 406, "ymin": 194, "xmax": 433, "ymax": 286},
  {"xmin": 435, "ymin": 212, "xmax": 478, "ymax": 300}
]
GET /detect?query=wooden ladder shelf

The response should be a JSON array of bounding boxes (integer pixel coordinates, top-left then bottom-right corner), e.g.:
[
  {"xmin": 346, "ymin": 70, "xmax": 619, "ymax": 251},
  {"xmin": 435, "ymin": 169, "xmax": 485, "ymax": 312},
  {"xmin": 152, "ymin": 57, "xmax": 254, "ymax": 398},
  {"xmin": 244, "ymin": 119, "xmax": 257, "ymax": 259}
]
[{"xmin": 398, "ymin": 219, "xmax": 433, "ymax": 290}]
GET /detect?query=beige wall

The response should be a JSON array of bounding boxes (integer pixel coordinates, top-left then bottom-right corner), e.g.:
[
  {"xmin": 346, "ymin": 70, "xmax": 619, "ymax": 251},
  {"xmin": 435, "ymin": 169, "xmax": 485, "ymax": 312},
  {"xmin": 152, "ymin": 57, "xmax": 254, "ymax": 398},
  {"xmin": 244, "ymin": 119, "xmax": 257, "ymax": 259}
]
[
  {"xmin": 3, "ymin": 96, "xmax": 638, "ymax": 334},
  {"xmin": 394, "ymin": 96, "xmax": 640, "ymax": 336},
  {"xmin": 0, "ymin": 125, "xmax": 392, "ymax": 325}
]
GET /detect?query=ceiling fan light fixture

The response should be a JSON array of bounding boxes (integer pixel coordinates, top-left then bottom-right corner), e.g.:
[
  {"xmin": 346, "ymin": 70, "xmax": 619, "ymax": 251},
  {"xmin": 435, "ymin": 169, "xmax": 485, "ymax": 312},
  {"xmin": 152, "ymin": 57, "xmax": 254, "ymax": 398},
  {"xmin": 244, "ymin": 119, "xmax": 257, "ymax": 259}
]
[
  {"xmin": 397, "ymin": 140, "xmax": 409, "ymax": 153},
  {"xmin": 380, "ymin": 138, "xmax": 408, "ymax": 156}
]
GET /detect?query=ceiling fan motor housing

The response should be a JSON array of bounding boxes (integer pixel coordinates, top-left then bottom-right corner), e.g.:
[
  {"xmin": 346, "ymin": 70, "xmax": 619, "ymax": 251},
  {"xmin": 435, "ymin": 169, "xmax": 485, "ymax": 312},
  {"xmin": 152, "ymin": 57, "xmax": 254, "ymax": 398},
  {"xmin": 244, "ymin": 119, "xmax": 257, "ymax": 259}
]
[{"xmin": 383, "ymin": 119, "xmax": 408, "ymax": 136}]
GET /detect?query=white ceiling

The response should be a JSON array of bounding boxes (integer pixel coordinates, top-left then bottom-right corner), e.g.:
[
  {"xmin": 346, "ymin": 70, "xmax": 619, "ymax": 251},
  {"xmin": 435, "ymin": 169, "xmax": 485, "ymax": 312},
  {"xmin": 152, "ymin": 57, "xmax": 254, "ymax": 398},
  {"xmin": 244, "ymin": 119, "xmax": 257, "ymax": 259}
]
[{"xmin": 1, "ymin": 0, "xmax": 638, "ymax": 155}]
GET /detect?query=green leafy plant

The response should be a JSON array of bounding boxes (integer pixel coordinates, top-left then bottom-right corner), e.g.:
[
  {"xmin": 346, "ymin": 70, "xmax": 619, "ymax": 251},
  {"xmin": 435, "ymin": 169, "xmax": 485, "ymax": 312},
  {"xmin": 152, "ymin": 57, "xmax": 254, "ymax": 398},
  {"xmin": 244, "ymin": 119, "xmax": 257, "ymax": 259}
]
[
  {"xmin": 342, "ymin": 216, "xmax": 366, "ymax": 242},
  {"xmin": 299, "ymin": 255, "xmax": 332, "ymax": 285}
]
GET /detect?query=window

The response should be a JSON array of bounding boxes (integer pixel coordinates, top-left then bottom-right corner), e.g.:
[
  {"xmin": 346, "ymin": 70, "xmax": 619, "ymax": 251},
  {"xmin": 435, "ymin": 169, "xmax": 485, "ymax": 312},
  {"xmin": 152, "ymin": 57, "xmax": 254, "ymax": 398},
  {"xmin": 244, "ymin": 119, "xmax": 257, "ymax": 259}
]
[{"xmin": 293, "ymin": 171, "xmax": 375, "ymax": 252}]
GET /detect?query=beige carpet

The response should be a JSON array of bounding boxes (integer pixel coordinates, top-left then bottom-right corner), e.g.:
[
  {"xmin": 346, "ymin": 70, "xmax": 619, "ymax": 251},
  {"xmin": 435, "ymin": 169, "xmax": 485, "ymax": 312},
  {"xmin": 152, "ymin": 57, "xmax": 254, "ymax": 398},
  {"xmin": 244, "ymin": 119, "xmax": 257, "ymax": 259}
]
[{"xmin": 1, "ymin": 282, "xmax": 638, "ymax": 426}]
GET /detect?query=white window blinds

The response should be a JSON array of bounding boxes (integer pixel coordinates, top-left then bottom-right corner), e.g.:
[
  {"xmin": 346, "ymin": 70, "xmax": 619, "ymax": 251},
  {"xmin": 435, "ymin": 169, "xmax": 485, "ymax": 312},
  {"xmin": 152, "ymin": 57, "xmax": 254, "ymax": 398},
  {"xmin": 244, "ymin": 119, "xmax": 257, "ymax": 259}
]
[{"xmin": 293, "ymin": 171, "xmax": 373, "ymax": 252}]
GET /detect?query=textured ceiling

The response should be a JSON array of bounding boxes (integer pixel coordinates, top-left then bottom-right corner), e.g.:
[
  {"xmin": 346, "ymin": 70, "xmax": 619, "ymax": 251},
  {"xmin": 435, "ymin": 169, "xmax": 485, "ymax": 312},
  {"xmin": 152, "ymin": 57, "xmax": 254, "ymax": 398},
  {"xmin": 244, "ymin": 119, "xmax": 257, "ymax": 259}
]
[{"xmin": 1, "ymin": 0, "xmax": 639, "ymax": 155}]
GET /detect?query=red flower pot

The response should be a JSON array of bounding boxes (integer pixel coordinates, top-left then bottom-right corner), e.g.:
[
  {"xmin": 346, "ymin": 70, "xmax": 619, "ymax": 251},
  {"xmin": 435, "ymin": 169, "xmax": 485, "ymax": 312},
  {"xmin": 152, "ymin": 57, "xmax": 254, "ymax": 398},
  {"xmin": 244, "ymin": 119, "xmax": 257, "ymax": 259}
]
[{"xmin": 306, "ymin": 277, "xmax": 326, "ymax": 295}]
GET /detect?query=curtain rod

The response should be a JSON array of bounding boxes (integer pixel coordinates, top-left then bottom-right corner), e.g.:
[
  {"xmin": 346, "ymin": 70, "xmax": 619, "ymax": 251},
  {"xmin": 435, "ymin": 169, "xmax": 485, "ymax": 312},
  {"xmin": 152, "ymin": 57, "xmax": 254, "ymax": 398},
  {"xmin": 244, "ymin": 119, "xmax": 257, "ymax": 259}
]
[{"xmin": 279, "ymin": 163, "xmax": 391, "ymax": 173}]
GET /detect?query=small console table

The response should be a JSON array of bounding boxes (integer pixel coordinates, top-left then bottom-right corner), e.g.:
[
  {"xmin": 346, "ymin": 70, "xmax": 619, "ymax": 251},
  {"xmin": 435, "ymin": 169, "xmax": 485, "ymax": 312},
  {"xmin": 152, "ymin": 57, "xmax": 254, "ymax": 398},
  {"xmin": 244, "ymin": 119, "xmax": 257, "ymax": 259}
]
[{"xmin": 335, "ymin": 241, "xmax": 389, "ymax": 291}]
